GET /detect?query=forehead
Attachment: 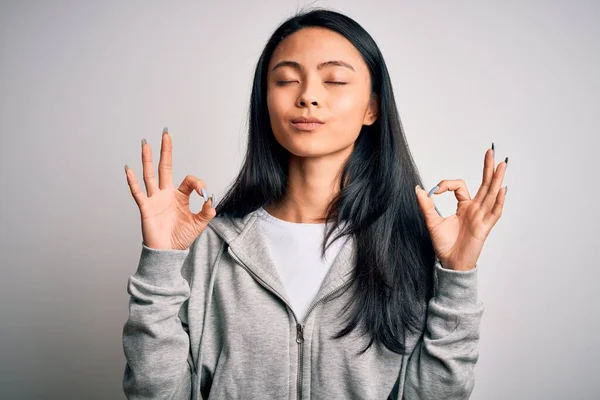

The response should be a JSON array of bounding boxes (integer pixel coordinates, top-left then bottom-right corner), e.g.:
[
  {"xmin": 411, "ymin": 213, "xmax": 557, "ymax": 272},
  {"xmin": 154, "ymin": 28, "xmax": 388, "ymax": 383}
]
[{"xmin": 268, "ymin": 27, "xmax": 366, "ymax": 72}]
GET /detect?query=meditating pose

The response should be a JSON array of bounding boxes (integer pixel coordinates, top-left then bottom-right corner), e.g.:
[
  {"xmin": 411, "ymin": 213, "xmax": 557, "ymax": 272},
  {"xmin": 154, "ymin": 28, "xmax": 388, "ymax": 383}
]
[{"xmin": 122, "ymin": 8, "xmax": 507, "ymax": 399}]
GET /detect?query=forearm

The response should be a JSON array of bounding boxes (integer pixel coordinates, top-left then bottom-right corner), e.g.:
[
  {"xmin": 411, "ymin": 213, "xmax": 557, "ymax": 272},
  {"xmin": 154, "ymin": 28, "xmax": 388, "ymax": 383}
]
[
  {"xmin": 122, "ymin": 244, "xmax": 194, "ymax": 399},
  {"xmin": 403, "ymin": 261, "xmax": 485, "ymax": 399}
]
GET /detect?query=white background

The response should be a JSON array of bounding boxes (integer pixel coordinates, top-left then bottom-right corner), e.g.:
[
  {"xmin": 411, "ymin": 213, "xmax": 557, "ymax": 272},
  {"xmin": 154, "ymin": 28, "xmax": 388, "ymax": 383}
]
[{"xmin": 1, "ymin": 1, "xmax": 598, "ymax": 398}]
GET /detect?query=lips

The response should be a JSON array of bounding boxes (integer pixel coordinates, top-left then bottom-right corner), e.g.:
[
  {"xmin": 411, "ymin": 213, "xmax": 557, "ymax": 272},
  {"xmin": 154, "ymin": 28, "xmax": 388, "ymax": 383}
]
[
  {"xmin": 291, "ymin": 116, "xmax": 325, "ymax": 124},
  {"xmin": 290, "ymin": 116, "xmax": 325, "ymax": 132}
]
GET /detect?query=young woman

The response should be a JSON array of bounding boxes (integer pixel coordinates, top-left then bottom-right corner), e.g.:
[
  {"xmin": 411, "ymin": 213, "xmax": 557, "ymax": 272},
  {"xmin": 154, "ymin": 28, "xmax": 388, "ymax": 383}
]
[{"xmin": 122, "ymin": 8, "xmax": 507, "ymax": 400}]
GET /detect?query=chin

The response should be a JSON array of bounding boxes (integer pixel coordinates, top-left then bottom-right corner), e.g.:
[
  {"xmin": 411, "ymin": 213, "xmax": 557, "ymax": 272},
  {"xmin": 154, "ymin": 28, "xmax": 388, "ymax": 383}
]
[{"xmin": 276, "ymin": 132, "xmax": 354, "ymax": 159}]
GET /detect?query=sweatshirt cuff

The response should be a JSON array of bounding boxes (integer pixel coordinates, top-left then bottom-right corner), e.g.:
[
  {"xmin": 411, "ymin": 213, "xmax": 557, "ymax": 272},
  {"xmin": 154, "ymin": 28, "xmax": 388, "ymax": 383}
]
[
  {"xmin": 133, "ymin": 242, "xmax": 191, "ymax": 287},
  {"xmin": 434, "ymin": 260, "xmax": 480, "ymax": 308}
]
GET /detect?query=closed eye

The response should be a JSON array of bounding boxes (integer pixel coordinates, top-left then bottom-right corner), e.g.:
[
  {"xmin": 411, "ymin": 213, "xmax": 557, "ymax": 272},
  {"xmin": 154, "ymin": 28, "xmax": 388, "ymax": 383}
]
[
  {"xmin": 276, "ymin": 80, "xmax": 347, "ymax": 86},
  {"xmin": 275, "ymin": 80, "xmax": 298, "ymax": 86}
]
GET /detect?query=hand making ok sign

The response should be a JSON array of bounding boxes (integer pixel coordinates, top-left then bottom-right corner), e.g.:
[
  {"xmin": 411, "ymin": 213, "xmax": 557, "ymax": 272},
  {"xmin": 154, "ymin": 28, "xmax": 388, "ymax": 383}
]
[{"xmin": 415, "ymin": 144, "xmax": 507, "ymax": 271}]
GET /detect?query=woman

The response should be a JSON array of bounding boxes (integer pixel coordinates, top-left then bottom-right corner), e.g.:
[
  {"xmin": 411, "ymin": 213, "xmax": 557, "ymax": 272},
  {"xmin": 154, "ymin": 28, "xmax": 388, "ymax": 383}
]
[{"xmin": 122, "ymin": 8, "xmax": 507, "ymax": 400}]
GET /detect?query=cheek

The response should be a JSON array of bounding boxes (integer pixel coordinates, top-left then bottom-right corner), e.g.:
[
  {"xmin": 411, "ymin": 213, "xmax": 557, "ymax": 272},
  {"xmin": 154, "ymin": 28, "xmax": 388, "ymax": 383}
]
[
  {"xmin": 266, "ymin": 91, "xmax": 276, "ymax": 116},
  {"xmin": 266, "ymin": 91, "xmax": 288, "ymax": 124},
  {"xmin": 330, "ymin": 92, "xmax": 370, "ymax": 129}
]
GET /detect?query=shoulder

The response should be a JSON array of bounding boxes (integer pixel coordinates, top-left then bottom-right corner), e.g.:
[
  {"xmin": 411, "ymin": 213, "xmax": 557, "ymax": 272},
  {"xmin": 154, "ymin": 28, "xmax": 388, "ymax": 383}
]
[{"xmin": 179, "ymin": 223, "xmax": 227, "ymax": 283}]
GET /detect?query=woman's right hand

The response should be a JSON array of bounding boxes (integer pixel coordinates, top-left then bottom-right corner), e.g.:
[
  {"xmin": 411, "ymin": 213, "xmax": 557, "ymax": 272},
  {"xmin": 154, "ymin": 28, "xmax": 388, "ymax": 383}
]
[{"xmin": 125, "ymin": 127, "xmax": 216, "ymax": 251}]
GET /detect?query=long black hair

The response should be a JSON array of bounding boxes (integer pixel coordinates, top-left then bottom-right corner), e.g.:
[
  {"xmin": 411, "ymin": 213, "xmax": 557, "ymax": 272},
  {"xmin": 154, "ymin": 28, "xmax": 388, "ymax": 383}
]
[{"xmin": 216, "ymin": 7, "xmax": 438, "ymax": 356}]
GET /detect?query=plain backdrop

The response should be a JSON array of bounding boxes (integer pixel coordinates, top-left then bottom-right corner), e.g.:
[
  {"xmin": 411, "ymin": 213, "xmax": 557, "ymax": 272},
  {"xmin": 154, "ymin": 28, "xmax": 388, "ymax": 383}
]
[{"xmin": 1, "ymin": 1, "xmax": 598, "ymax": 399}]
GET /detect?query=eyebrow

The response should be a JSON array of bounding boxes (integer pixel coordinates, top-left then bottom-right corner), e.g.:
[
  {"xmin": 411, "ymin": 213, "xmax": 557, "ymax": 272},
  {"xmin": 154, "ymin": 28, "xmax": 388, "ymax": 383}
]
[{"xmin": 270, "ymin": 60, "xmax": 355, "ymax": 73}]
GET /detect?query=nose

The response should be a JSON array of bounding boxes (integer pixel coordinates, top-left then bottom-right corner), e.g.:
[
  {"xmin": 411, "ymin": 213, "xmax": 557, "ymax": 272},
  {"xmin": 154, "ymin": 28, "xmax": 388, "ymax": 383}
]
[
  {"xmin": 297, "ymin": 98, "xmax": 318, "ymax": 107},
  {"xmin": 296, "ymin": 82, "xmax": 320, "ymax": 108}
]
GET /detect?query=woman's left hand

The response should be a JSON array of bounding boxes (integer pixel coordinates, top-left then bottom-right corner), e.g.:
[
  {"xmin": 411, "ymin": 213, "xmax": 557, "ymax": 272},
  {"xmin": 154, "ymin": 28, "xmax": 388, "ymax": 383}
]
[{"xmin": 415, "ymin": 146, "xmax": 507, "ymax": 271}]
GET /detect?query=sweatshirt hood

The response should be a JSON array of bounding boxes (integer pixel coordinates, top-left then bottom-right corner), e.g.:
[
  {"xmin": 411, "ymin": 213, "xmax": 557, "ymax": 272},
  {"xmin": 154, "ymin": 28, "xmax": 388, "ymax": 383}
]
[{"xmin": 207, "ymin": 208, "xmax": 357, "ymax": 317}]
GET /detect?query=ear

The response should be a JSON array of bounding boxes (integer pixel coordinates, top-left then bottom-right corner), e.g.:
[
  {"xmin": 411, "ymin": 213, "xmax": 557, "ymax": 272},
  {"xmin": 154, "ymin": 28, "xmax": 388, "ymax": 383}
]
[{"xmin": 363, "ymin": 93, "xmax": 379, "ymax": 126}]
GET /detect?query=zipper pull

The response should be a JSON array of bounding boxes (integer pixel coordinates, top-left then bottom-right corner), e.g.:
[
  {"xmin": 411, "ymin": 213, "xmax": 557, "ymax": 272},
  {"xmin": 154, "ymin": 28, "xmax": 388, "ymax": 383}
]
[{"xmin": 296, "ymin": 323, "xmax": 304, "ymax": 344}]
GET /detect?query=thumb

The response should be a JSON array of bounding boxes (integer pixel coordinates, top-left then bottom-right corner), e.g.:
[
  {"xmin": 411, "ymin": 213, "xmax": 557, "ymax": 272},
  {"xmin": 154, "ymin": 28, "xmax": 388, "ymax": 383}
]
[
  {"xmin": 193, "ymin": 192, "xmax": 217, "ymax": 226},
  {"xmin": 415, "ymin": 185, "xmax": 443, "ymax": 228}
]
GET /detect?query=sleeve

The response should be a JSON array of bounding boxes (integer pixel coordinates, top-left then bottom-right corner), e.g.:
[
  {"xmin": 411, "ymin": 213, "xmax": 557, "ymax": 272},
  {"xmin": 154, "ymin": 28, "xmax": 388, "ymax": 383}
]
[
  {"xmin": 122, "ymin": 242, "xmax": 195, "ymax": 400},
  {"xmin": 402, "ymin": 261, "xmax": 485, "ymax": 400}
]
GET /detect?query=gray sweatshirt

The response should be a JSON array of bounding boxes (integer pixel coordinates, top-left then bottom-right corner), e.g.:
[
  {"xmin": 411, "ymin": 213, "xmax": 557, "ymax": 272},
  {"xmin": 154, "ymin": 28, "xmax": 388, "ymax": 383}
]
[{"xmin": 122, "ymin": 208, "xmax": 484, "ymax": 399}]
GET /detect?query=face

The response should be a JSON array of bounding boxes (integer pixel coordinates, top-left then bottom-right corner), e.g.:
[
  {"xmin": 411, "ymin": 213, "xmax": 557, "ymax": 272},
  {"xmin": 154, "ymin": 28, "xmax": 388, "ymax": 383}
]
[{"xmin": 266, "ymin": 27, "xmax": 378, "ymax": 159}]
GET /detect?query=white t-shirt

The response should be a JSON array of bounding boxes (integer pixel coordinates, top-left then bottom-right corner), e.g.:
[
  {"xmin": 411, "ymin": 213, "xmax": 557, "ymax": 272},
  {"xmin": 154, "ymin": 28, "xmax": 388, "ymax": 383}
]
[{"xmin": 256, "ymin": 207, "xmax": 345, "ymax": 322}]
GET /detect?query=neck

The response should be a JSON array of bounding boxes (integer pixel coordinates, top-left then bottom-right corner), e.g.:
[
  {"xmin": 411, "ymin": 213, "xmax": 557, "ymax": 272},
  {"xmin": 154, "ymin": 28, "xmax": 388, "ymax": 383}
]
[{"xmin": 264, "ymin": 148, "xmax": 352, "ymax": 223}]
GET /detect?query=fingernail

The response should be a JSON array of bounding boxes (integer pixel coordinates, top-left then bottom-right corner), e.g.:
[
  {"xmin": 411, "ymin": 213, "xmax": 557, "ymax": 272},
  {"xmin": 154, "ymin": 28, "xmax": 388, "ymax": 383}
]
[
  {"xmin": 201, "ymin": 188, "xmax": 209, "ymax": 202},
  {"xmin": 141, "ymin": 138, "xmax": 147, "ymax": 148},
  {"xmin": 491, "ymin": 142, "xmax": 495, "ymax": 159},
  {"xmin": 124, "ymin": 164, "xmax": 128, "ymax": 173},
  {"xmin": 505, "ymin": 156, "xmax": 509, "ymax": 167},
  {"xmin": 163, "ymin": 127, "xmax": 168, "ymax": 135},
  {"xmin": 211, "ymin": 194, "xmax": 216, "ymax": 207},
  {"xmin": 428, "ymin": 186, "xmax": 439, "ymax": 197}
]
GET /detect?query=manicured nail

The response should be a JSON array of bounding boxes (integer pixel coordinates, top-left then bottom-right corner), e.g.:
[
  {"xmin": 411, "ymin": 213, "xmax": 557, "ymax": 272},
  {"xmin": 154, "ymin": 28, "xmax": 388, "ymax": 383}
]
[
  {"xmin": 124, "ymin": 164, "xmax": 128, "ymax": 173},
  {"xmin": 505, "ymin": 156, "xmax": 509, "ymax": 167},
  {"xmin": 211, "ymin": 194, "xmax": 216, "ymax": 207},
  {"xmin": 163, "ymin": 127, "xmax": 168, "ymax": 135},
  {"xmin": 491, "ymin": 142, "xmax": 495, "ymax": 159},
  {"xmin": 141, "ymin": 138, "xmax": 147, "ymax": 148},
  {"xmin": 201, "ymin": 188, "xmax": 209, "ymax": 202},
  {"xmin": 428, "ymin": 185, "xmax": 439, "ymax": 197},
  {"xmin": 505, "ymin": 186, "xmax": 508, "ymax": 195}
]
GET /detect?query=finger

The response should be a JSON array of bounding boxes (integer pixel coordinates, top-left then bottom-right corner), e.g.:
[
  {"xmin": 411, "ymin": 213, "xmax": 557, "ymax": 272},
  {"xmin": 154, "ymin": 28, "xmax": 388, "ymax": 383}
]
[
  {"xmin": 484, "ymin": 186, "xmax": 507, "ymax": 226},
  {"xmin": 482, "ymin": 158, "xmax": 508, "ymax": 212},
  {"xmin": 473, "ymin": 147, "xmax": 495, "ymax": 203},
  {"xmin": 429, "ymin": 179, "xmax": 472, "ymax": 202},
  {"xmin": 178, "ymin": 175, "xmax": 206, "ymax": 198},
  {"xmin": 124, "ymin": 165, "xmax": 147, "ymax": 208},
  {"xmin": 141, "ymin": 139, "xmax": 160, "ymax": 197},
  {"xmin": 415, "ymin": 185, "xmax": 444, "ymax": 229},
  {"xmin": 158, "ymin": 127, "xmax": 173, "ymax": 190}
]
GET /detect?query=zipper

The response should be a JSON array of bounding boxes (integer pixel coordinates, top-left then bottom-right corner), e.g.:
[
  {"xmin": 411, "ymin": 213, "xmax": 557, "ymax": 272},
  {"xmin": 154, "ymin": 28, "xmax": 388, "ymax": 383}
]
[
  {"xmin": 294, "ymin": 281, "xmax": 352, "ymax": 399},
  {"xmin": 296, "ymin": 322, "xmax": 304, "ymax": 399},
  {"xmin": 227, "ymin": 245, "xmax": 352, "ymax": 400}
]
